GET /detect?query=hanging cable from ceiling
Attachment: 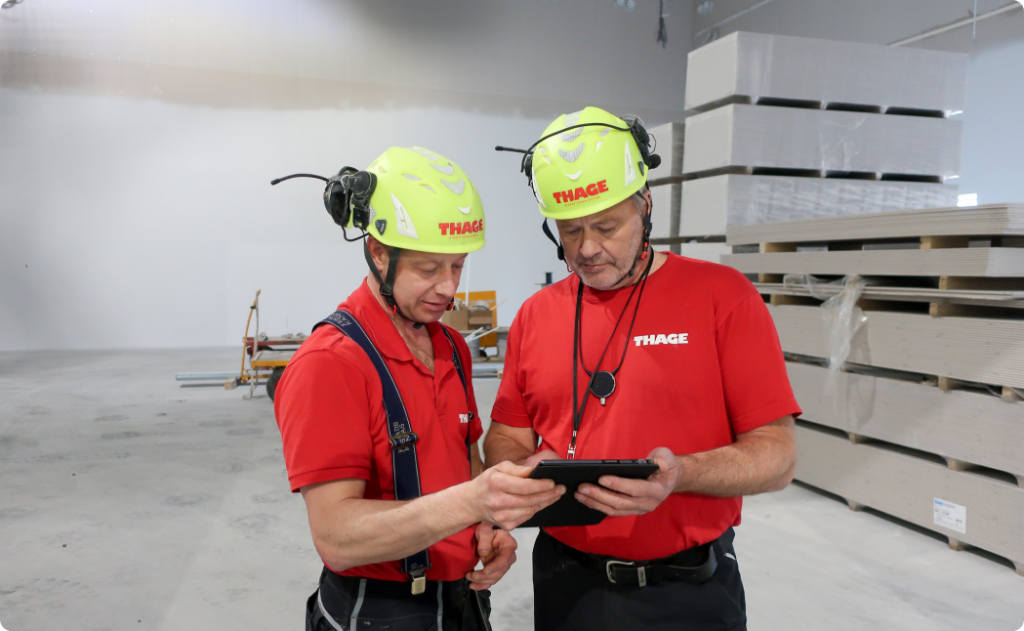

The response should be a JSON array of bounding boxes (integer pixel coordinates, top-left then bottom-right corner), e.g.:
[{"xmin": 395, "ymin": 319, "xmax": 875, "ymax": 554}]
[{"xmin": 656, "ymin": 0, "xmax": 668, "ymax": 48}]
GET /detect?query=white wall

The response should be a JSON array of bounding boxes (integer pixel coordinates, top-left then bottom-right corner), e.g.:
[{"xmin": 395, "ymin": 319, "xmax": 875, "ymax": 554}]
[
  {"xmin": 0, "ymin": 0, "xmax": 695, "ymax": 351},
  {"xmin": 957, "ymin": 38, "xmax": 1024, "ymax": 206}
]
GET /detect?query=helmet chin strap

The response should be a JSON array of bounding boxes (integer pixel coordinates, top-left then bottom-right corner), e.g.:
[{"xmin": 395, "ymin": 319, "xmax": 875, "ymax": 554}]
[
  {"xmin": 609, "ymin": 202, "xmax": 653, "ymax": 289},
  {"xmin": 363, "ymin": 240, "xmax": 429, "ymax": 329}
]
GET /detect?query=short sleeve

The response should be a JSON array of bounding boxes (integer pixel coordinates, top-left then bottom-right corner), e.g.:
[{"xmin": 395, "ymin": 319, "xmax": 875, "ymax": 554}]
[
  {"xmin": 716, "ymin": 294, "xmax": 802, "ymax": 435},
  {"xmin": 274, "ymin": 349, "xmax": 375, "ymax": 492},
  {"xmin": 490, "ymin": 314, "xmax": 533, "ymax": 428}
]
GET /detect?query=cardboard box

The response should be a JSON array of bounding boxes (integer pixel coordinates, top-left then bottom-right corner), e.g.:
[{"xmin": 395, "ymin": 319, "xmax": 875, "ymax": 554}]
[{"xmin": 441, "ymin": 309, "xmax": 469, "ymax": 331}]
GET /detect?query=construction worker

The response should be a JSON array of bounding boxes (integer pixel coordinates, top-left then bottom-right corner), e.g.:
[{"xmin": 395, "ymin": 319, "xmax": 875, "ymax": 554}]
[
  {"xmin": 485, "ymin": 108, "xmax": 802, "ymax": 631},
  {"xmin": 273, "ymin": 146, "xmax": 565, "ymax": 631}
]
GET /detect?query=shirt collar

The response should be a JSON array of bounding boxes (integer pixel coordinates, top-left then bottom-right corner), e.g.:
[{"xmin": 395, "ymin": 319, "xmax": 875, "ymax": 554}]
[{"xmin": 341, "ymin": 280, "xmax": 456, "ymax": 377}]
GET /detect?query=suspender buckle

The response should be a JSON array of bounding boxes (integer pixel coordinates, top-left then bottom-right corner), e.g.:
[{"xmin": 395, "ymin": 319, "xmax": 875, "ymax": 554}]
[
  {"xmin": 389, "ymin": 431, "xmax": 419, "ymax": 449},
  {"xmin": 411, "ymin": 573, "xmax": 427, "ymax": 595}
]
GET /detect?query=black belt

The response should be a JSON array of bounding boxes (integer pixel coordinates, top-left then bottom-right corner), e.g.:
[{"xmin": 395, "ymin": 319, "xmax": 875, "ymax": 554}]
[{"xmin": 547, "ymin": 532, "xmax": 719, "ymax": 587}]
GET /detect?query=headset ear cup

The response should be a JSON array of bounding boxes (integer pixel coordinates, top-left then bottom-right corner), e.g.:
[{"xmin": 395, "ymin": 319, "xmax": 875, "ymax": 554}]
[{"xmin": 648, "ymin": 153, "xmax": 662, "ymax": 169}]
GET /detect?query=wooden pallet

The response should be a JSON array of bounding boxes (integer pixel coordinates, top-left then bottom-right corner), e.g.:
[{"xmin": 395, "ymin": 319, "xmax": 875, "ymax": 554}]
[
  {"xmin": 787, "ymin": 360, "xmax": 1024, "ymax": 485},
  {"xmin": 795, "ymin": 423, "xmax": 1024, "ymax": 576}
]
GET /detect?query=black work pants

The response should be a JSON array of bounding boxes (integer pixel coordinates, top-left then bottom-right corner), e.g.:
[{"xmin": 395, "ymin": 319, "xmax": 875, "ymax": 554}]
[
  {"xmin": 533, "ymin": 529, "xmax": 747, "ymax": 631},
  {"xmin": 306, "ymin": 568, "xmax": 492, "ymax": 631}
]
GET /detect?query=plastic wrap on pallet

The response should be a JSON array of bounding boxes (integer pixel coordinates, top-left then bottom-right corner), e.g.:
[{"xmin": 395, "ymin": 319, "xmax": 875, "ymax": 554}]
[
  {"xmin": 682, "ymin": 105, "xmax": 963, "ymax": 177},
  {"xmin": 685, "ymin": 31, "xmax": 968, "ymax": 114},
  {"xmin": 682, "ymin": 174, "xmax": 958, "ymax": 235},
  {"xmin": 647, "ymin": 122, "xmax": 685, "ymax": 179},
  {"xmin": 784, "ymin": 274, "xmax": 867, "ymax": 398},
  {"xmin": 649, "ymin": 183, "xmax": 680, "ymax": 240}
]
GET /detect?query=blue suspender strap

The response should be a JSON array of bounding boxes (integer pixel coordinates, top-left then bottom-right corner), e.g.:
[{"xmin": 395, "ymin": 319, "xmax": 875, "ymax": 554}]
[
  {"xmin": 438, "ymin": 327, "xmax": 474, "ymax": 469},
  {"xmin": 314, "ymin": 310, "xmax": 430, "ymax": 582}
]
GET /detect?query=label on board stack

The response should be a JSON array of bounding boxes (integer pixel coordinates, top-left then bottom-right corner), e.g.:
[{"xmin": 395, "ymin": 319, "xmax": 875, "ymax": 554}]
[{"xmin": 933, "ymin": 498, "xmax": 967, "ymax": 534}]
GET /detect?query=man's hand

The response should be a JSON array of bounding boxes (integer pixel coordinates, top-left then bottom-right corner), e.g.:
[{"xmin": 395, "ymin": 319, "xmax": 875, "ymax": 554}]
[
  {"xmin": 465, "ymin": 524, "xmax": 517, "ymax": 590},
  {"xmin": 524, "ymin": 449, "xmax": 560, "ymax": 468},
  {"xmin": 575, "ymin": 447, "xmax": 679, "ymax": 517},
  {"xmin": 468, "ymin": 461, "xmax": 565, "ymax": 530}
]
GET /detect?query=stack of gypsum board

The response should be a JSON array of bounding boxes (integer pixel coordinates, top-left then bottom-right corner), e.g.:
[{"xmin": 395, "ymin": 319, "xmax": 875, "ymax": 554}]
[
  {"xmin": 646, "ymin": 122, "xmax": 684, "ymax": 243},
  {"xmin": 680, "ymin": 31, "xmax": 966, "ymax": 237},
  {"xmin": 795, "ymin": 424, "xmax": 1024, "ymax": 576},
  {"xmin": 725, "ymin": 204, "xmax": 1024, "ymax": 316},
  {"xmin": 724, "ymin": 204, "xmax": 1024, "ymax": 574}
]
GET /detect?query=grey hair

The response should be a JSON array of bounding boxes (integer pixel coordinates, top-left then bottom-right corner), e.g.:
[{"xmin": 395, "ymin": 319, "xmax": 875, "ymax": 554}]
[{"xmin": 631, "ymin": 188, "xmax": 649, "ymax": 214}]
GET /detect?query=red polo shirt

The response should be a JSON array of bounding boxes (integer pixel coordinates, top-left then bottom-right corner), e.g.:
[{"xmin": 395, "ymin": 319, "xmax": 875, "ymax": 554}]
[
  {"xmin": 274, "ymin": 280, "xmax": 483, "ymax": 582},
  {"xmin": 491, "ymin": 253, "xmax": 800, "ymax": 560}
]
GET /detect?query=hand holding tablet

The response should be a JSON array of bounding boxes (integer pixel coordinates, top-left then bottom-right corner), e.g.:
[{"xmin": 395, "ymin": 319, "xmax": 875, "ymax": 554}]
[{"xmin": 519, "ymin": 459, "xmax": 659, "ymax": 528}]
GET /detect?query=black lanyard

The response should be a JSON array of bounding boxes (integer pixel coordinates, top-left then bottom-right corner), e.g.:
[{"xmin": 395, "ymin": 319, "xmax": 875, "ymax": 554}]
[{"xmin": 567, "ymin": 253, "xmax": 653, "ymax": 458}]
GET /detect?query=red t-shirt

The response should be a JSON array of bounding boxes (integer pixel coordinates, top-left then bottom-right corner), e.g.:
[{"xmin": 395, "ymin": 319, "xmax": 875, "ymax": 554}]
[
  {"xmin": 491, "ymin": 253, "xmax": 801, "ymax": 560},
  {"xmin": 274, "ymin": 281, "xmax": 484, "ymax": 582}
]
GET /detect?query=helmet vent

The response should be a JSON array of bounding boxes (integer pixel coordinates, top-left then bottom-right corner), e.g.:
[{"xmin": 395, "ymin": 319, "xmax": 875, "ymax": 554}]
[
  {"xmin": 559, "ymin": 128, "xmax": 582, "ymax": 142},
  {"xmin": 440, "ymin": 178, "xmax": 466, "ymax": 195},
  {"xmin": 411, "ymin": 147, "xmax": 440, "ymax": 161},
  {"xmin": 430, "ymin": 162, "xmax": 456, "ymax": 176},
  {"xmin": 557, "ymin": 143, "xmax": 585, "ymax": 163},
  {"xmin": 564, "ymin": 110, "xmax": 583, "ymax": 125},
  {"xmin": 403, "ymin": 174, "xmax": 423, "ymax": 181},
  {"xmin": 600, "ymin": 128, "xmax": 611, "ymax": 136}
]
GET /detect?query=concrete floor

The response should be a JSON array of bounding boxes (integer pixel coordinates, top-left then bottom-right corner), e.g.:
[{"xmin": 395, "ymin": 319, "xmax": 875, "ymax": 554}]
[{"xmin": 1, "ymin": 348, "xmax": 1022, "ymax": 631}]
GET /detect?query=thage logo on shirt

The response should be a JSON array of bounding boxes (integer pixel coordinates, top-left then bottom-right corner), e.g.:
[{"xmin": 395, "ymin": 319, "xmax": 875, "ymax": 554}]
[
  {"xmin": 459, "ymin": 414, "xmax": 470, "ymax": 424},
  {"xmin": 633, "ymin": 333, "xmax": 688, "ymax": 347}
]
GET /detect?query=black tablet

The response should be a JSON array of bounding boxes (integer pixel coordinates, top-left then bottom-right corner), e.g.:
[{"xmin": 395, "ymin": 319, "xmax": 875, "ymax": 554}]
[{"xmin": 519, "ymin": 459, "xmax": 659, "ymax": 528}]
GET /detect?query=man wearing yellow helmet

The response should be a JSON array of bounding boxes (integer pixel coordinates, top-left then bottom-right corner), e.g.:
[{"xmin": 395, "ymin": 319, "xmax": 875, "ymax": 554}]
[
  {"xmin": 272, "ymin": 147, "xmax": 565, "ymax": 631},
  {"xmin": 486, "ymin": 109, "xmax": 802, "ymax": 630}
]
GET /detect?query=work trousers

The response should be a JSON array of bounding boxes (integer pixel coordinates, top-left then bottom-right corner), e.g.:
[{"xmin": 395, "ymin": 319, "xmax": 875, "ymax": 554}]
[
  {"xmin": 533, "ymin": 529, "xmax": 747, "ymax": 631},
  {"xmin": 306, "ymin": 568, "xmax": 492, "ymax": 631}
]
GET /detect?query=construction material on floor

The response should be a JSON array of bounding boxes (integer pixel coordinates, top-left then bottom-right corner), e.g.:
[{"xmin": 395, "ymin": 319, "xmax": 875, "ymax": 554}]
[
  {"xmin": 795, "ymin": 423, "xmax": 1024, "ymax": 576},
  {"xmin": 647, "ymin": 121, "xmax": 685, "ymax": 182},
  {"xmin": 684, "ymin": 32, "xmax": 968, "ymax": 115},
  {"xmin": 728, "ymin": 247, "xmax": 1024, "ymax": 277},
  {"xmin": 770, "ymin": 304, "xmax": 1024, "ymax": 390},
  {"xmin": 788, "ymin": 361, "xmax": 1024, "ymax": 484},
  {"xmin": 647, "ymin": 122, "xmax": 685, "ymax": 250},
  {"xmin": 650, "ymin": 182, "xmax": 681, "ymax": 241},
  {"xmin": 683, "ymin": 104, "xmax": 962, "ymax": 178},
  {"xmin": 680, "ymin": 242, "xmax": 732, "ymax": 264},
  {"xmin": 680, "ymin": 32, "xmax": 967, "ymax": 245},
  {"xmin": 728, "ymin": 204, "xmax": 1024, "ymax": 576},
  {"xmin": 726, "ymin": 203, "xmax": 1024, "ymax": 245},
  {"xmin": 682, "ymin": 174, "xmax": 957, "ymax": 237}
]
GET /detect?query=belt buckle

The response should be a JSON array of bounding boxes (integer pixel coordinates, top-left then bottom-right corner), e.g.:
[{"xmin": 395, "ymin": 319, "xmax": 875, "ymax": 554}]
[{"xmin": 605, "ymin": 560, "xmax": 648, "ymax": 587}]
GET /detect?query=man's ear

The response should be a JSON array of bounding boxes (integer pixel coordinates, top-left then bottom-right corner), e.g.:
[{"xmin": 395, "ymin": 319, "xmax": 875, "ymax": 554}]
[{"xmin": 366, "ymin": 236, "xmax": 389, "ymax": 276}]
